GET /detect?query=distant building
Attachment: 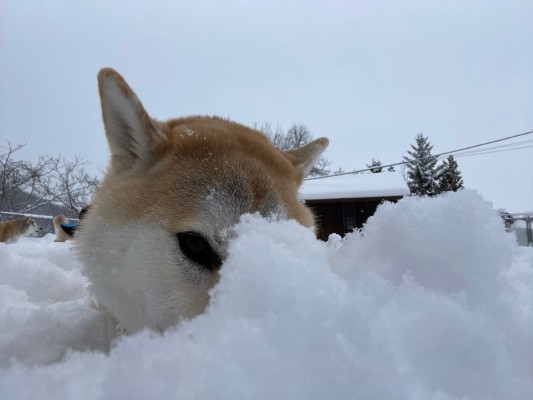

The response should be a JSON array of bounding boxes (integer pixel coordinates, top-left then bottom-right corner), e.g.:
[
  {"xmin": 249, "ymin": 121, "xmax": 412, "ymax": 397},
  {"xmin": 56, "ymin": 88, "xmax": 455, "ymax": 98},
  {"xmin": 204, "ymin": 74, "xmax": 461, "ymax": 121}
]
[
  {"xmin": 300, "ymin": 172, "xmax": 410, "ymax": 240},
  {"xmin": 502, "ymin": 213, "xmax": 533, "ymax": 247}
]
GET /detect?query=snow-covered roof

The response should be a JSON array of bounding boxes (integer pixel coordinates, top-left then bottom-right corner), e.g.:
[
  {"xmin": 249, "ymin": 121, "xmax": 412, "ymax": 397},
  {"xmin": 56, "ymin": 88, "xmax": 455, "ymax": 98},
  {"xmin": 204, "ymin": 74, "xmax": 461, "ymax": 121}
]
[{"xmin": 299, "ymin": 171, "xmax": 410, "ymax": 201}]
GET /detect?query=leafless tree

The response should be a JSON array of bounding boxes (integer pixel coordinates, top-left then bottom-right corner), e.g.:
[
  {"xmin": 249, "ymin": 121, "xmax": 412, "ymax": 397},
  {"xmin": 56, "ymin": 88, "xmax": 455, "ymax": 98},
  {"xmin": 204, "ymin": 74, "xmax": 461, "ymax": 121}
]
[
  {"xmin": 254, "ymin": 122, "xmax": 332, "ymax": 177},
  {"xmin": 39, "ymin": 155, "xmax": 101, "ymax": 212},
  {"xmin": 0, "ymin": 142, "xmax": 100, "ymax": 214}
]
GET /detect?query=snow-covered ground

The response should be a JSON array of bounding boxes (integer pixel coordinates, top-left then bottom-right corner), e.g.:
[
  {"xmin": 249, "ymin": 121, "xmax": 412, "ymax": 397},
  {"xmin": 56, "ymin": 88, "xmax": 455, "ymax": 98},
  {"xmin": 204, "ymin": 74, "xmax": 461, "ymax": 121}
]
[{"xmin": 1, "ymin": 190, "xmax": 532, "ymax": 399}]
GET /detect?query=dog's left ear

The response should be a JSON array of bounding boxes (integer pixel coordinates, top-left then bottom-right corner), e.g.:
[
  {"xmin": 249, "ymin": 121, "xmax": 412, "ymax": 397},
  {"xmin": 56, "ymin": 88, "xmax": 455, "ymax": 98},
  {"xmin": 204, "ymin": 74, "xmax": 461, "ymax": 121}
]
[
  {"xmin": 98, "ymin": 68, "xmax": 166, "ymax": 173},
  {"xmin": 284, "ymin": 137, "xmax": 329, "ymax": 180}
]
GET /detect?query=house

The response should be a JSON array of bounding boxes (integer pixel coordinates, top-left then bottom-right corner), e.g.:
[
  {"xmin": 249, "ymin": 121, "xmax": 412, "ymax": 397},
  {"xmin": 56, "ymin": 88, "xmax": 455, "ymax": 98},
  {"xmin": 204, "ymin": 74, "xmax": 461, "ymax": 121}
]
[{"xmin": 300, "ymin": 172, "xmax": 411, "ymax": 240}]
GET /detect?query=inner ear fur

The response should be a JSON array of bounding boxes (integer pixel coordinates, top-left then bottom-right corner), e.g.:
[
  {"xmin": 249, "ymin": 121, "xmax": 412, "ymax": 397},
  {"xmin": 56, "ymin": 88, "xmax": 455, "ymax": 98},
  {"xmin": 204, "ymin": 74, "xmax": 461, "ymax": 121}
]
[
  {"xmin": 98, "ymin": 68, "xmax": 166, "ymax": 172},
  {"xmin": 284, "ymin": 137, "xmax": 329, "ymax": 179}
]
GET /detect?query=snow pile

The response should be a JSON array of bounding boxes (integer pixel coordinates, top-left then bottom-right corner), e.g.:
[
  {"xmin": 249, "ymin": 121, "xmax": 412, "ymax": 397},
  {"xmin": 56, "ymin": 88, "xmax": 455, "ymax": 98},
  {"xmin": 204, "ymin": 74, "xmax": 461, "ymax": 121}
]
[
  {"xmin": 1, "ymin": 190, "xmax": 532, "ymax": 399},
  {"xmin": 0, "ymin": 236, "xmax": 107, "ymax": 368}
]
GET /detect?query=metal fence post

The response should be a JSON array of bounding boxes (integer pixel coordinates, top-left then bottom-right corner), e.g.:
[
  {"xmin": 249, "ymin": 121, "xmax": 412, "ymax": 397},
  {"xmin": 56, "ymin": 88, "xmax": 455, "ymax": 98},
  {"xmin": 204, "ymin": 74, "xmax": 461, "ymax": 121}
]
[{"xmin": 527, "ymin": 216, "xmax": 533, "ymax": 247}]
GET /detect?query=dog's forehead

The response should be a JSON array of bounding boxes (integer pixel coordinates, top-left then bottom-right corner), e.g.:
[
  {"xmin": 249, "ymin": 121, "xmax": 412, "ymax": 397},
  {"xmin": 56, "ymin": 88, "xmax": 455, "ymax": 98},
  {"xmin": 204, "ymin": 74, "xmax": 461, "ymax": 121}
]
[
  {"xmin": 148, "ymin": 125, "xmax": 297, "ymax": 233},
  {"xmin": 98, "ymin": 116, "xmax": 308, "ymax": 231},
  {"xmin": 158, "ymin": 152, "xmax": 291, "ymax": 232},
  {"xmin": 200, "ymin": 178, "xmax": 288, "ymax": 233},
  {"xmin": 163, "ymin": 117, "xmax": 289, "ymax": 166}
]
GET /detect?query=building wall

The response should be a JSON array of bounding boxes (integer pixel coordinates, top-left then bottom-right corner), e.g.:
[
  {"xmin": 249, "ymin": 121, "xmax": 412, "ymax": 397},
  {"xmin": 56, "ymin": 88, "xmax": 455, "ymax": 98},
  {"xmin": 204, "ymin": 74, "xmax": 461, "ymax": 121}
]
[{"xmin": 306, "ymin": 197, "xmax": 402, "ymax": 241}]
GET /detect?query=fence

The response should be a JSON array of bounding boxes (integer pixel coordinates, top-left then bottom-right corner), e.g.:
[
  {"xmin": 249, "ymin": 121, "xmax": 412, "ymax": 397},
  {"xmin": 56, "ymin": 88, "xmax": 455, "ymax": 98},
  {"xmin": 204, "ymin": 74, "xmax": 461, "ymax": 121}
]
[
  {"xmin": 503, "ymin": 212, "xmax": 533, "ymax": 247},
  {"xmin": 0, "ymin": 211, "xmax": 79, "ymax": 235}
]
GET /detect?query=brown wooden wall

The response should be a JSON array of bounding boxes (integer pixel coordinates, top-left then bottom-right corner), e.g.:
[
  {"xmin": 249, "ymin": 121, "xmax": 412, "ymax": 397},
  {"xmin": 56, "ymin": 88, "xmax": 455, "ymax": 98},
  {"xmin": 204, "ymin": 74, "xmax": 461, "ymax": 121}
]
[{"xmin": 306, "ymin": 197, "xmax": 401, "ymax": 241}]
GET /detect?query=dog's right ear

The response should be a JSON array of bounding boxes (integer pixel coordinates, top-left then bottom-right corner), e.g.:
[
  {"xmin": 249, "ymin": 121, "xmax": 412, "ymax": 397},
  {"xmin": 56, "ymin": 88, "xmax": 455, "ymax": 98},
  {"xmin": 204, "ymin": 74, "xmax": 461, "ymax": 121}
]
[
  {"xmin": 283, "ymin": 137, "xmax": 329, "ymax": 181},
  {"xmin": 98, "ymin": 68, "xmax": 166, "ymax": 172}
]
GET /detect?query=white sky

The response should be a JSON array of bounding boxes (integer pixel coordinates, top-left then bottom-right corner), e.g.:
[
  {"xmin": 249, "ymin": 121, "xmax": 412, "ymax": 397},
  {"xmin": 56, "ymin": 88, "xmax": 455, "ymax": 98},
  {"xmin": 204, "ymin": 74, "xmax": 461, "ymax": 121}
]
[{"xmin": 1, "ymin": 0, "xmax": 532, "ymax": 211}]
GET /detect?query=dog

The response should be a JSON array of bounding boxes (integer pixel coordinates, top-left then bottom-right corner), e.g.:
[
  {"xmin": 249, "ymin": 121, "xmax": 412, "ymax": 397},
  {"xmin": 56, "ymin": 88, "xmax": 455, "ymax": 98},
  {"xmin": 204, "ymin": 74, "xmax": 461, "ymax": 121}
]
[
  {"xmin": 76, "ymin": 68, "xmax": 329, "ymax": 337},
  {"xmin": 53, "ymin": 215, "xmax": 73, "ymax": 242},
  {"xmin": 53, "ymin": 206, "xmax": 91, "ymax": 242},
  {"xmin": 0, "ymin": 217, "xmax": 42, "ymax": 243}
]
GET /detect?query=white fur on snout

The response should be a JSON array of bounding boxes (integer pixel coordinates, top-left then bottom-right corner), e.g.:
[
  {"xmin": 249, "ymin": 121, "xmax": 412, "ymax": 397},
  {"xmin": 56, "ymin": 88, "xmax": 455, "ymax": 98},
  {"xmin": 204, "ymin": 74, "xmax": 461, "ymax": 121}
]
[
  {"xmin": 76, "ymin": 221, "xmax": 217, "ymax": 335},
  {"xmin": 26, "ymin": 224, "xmax": 40, "ymax": 236}
]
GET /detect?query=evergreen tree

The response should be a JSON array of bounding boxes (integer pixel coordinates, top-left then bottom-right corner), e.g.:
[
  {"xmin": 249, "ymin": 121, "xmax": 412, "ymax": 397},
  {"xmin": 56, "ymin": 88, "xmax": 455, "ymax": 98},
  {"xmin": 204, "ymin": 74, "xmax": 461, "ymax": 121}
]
[
  {"xmin": 366, "ymin": 158, "xmax": 383, "ymax": 173},
  {"xmin": 403, "ymin": 133, "xmax": 442, "ymax": 196},
  {"xmin": 438, "ymin": 155, "xmax": 464, "ymax": 192}
]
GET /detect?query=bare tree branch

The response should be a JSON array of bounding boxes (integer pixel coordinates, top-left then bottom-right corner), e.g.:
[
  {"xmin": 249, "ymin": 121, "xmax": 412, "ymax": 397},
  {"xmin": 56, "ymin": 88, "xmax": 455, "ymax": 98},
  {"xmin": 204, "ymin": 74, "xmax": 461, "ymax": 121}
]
[
  {"xmin": 255, "ymin": 122, "xmax": 332, "ymax": 177},
  {"xmin": 0, "ymin": 142, "xmax": 101, "ymax": 214}
]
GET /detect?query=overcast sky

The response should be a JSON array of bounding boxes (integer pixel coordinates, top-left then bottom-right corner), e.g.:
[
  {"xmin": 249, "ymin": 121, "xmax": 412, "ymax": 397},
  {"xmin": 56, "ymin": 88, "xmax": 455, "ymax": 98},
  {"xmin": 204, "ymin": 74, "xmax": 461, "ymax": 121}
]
[{"xmin": 1, "ymin": 0, "xmax": 532, "ymax": 211}]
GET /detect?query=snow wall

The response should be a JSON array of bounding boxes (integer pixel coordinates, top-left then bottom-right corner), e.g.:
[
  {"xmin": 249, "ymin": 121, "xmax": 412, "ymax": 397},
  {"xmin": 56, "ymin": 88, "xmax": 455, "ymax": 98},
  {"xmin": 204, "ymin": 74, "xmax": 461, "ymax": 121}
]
[{"xmin": 1, "ymin": 190, "xmax": 532, "ymax": 400}]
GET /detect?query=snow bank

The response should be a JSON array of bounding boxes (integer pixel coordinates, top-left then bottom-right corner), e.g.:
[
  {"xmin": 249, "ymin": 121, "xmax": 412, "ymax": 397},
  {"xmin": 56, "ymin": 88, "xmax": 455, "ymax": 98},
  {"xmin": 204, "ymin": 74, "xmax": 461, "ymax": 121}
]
[
  {"xmin": 1, "ymin": 190, "xmax": 532, "ymax": 399},
  {"xmin": 0, "ymin": 236, "xmax": 107, "ymax": 369}
]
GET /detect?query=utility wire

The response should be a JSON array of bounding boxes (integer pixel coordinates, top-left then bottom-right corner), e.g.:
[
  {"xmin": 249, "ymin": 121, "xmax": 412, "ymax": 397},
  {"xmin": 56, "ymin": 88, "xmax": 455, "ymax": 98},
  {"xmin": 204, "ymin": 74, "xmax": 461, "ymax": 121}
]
[
  {"xmin": 305, "ymin": 129, "xmax": 533, "ymax": 181},
  {"xmin": 450, "ymin": 144, "xmax": 533, "ymax": 159},
  {"xmin": 448, "ymin": 139, "xmax": 533, "ymax": 156},
  {"xmin": 434, "ymin": 141, "xmax": 533, "ymax": 160}
]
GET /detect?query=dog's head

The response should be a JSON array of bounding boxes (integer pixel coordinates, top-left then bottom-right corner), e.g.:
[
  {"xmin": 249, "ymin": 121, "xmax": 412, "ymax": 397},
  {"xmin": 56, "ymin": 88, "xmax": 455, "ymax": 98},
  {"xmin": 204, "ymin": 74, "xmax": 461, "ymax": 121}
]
[
  {"xmin": 76, "ymin": 68, "xmax": 328, "ymax": 334},
  {"xmin": 24, "ymin": 217, "xmax": 41, "ymax": 236}
]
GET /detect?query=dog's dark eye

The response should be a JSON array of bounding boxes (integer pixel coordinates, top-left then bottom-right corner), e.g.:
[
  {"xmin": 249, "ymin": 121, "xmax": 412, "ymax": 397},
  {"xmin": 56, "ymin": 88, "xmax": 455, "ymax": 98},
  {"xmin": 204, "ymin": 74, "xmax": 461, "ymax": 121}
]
[{"xmin": 176, "ymin": 231, "xmax": 222, "ymax": 270}]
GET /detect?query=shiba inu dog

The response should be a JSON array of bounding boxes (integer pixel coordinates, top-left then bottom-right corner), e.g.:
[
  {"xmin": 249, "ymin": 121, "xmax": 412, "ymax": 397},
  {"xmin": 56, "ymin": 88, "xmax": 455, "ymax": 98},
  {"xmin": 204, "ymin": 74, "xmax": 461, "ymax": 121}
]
[
  {"xmin": 53, "ymin": 206, "xmax": 90, "ymax": 242},
  {"xmin": 53, "ymin": 215, "xmax": 73, "ymax": 242},
  {"xmin": 76, "ymin": 68, "xmax": 328, "ymax": 337},
  {"xmin": 0, "ymin": 217, "xmax": 42, "ymax": 243}
]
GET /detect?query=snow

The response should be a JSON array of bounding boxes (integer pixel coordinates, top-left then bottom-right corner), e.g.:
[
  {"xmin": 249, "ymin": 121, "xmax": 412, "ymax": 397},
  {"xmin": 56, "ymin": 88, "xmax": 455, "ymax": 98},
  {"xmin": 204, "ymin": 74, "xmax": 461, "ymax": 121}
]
[
  {"xmin": 0, "ymin": 211, "xmax": 55, "ymax": 220},
  {"xmin": 1, "ymin": 190, "xmax": 532, "ymax": 399},
  {"xmin": 300, "ymin": 171, "xmax": 410, "ymax": 200}
]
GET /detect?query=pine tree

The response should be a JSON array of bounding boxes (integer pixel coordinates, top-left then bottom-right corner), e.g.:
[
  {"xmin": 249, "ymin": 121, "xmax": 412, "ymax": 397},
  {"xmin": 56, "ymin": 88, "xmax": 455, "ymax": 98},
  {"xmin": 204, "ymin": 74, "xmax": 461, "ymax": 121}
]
[
  {"xmin": 438, "ymin": 155, "xmax": 464, "ymax": 192},
  {"xmin": 403, "ymin": 133, "xmax": 442, "ymax": 196},
  {"xmin": 366, "ymin": 158, "xmax": 383, "ymax": 173}
]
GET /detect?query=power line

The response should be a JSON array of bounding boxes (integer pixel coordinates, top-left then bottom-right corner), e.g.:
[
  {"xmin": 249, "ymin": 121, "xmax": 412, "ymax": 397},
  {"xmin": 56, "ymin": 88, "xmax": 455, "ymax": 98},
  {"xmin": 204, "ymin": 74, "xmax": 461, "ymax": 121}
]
[
  {"xmin": 450, "ymin": 144, "xmax": 533, "ymax": 159},
  {"xmin": 435, "ymin": 139, "xmax": 533, "ymax": 159},
  {"xmin": 455, "ymin": 138, "xmax": 533, "ymax": 153},
  {"xmin": 425, "ymin": 129, "xmax": 533, "ymax": 158},
  {"xmin": 306, "ymin": 129, "xmax": 533, "ymax": 181}
]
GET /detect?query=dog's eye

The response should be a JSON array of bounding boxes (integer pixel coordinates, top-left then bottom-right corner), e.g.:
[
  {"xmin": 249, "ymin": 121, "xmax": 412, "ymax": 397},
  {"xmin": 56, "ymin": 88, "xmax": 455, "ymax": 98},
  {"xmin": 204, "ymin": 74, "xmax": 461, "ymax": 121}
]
[{"xmin": 176, "ymin": 231, "xmax": 222, "ymax": 270}]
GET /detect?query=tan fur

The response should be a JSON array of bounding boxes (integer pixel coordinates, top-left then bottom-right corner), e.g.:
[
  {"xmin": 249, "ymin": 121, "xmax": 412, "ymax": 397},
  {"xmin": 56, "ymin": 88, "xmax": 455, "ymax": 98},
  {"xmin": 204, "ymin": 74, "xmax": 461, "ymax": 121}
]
[
  {"xmin": 53, "ymin": 214, "xmax": 72, "ymax": 242},
  {"xmin": 94, "ymin": 117, "xmax": 323, "ymax": 230},
  {"xmin": 0, "ymin": 217, "xmax": 41, "ymax": 243},
  {"xmin": 94, "ymin": 69, "xmax": 325, "ymax": 228},
  {"xmin": 76, "ymin": 68, "xmax": 329, "ymax": 335}
]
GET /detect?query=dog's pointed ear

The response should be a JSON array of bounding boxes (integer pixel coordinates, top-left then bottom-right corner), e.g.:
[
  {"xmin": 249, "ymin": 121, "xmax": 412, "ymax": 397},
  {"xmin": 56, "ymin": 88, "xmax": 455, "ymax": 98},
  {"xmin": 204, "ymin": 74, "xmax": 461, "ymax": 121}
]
[
  {"xmin": 98, "ymin": 68, "xmax": 166, "ymax": 172},
  {"xmin": 284, "ymin": 137, "xmax": 329, "ymax": 179}
]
